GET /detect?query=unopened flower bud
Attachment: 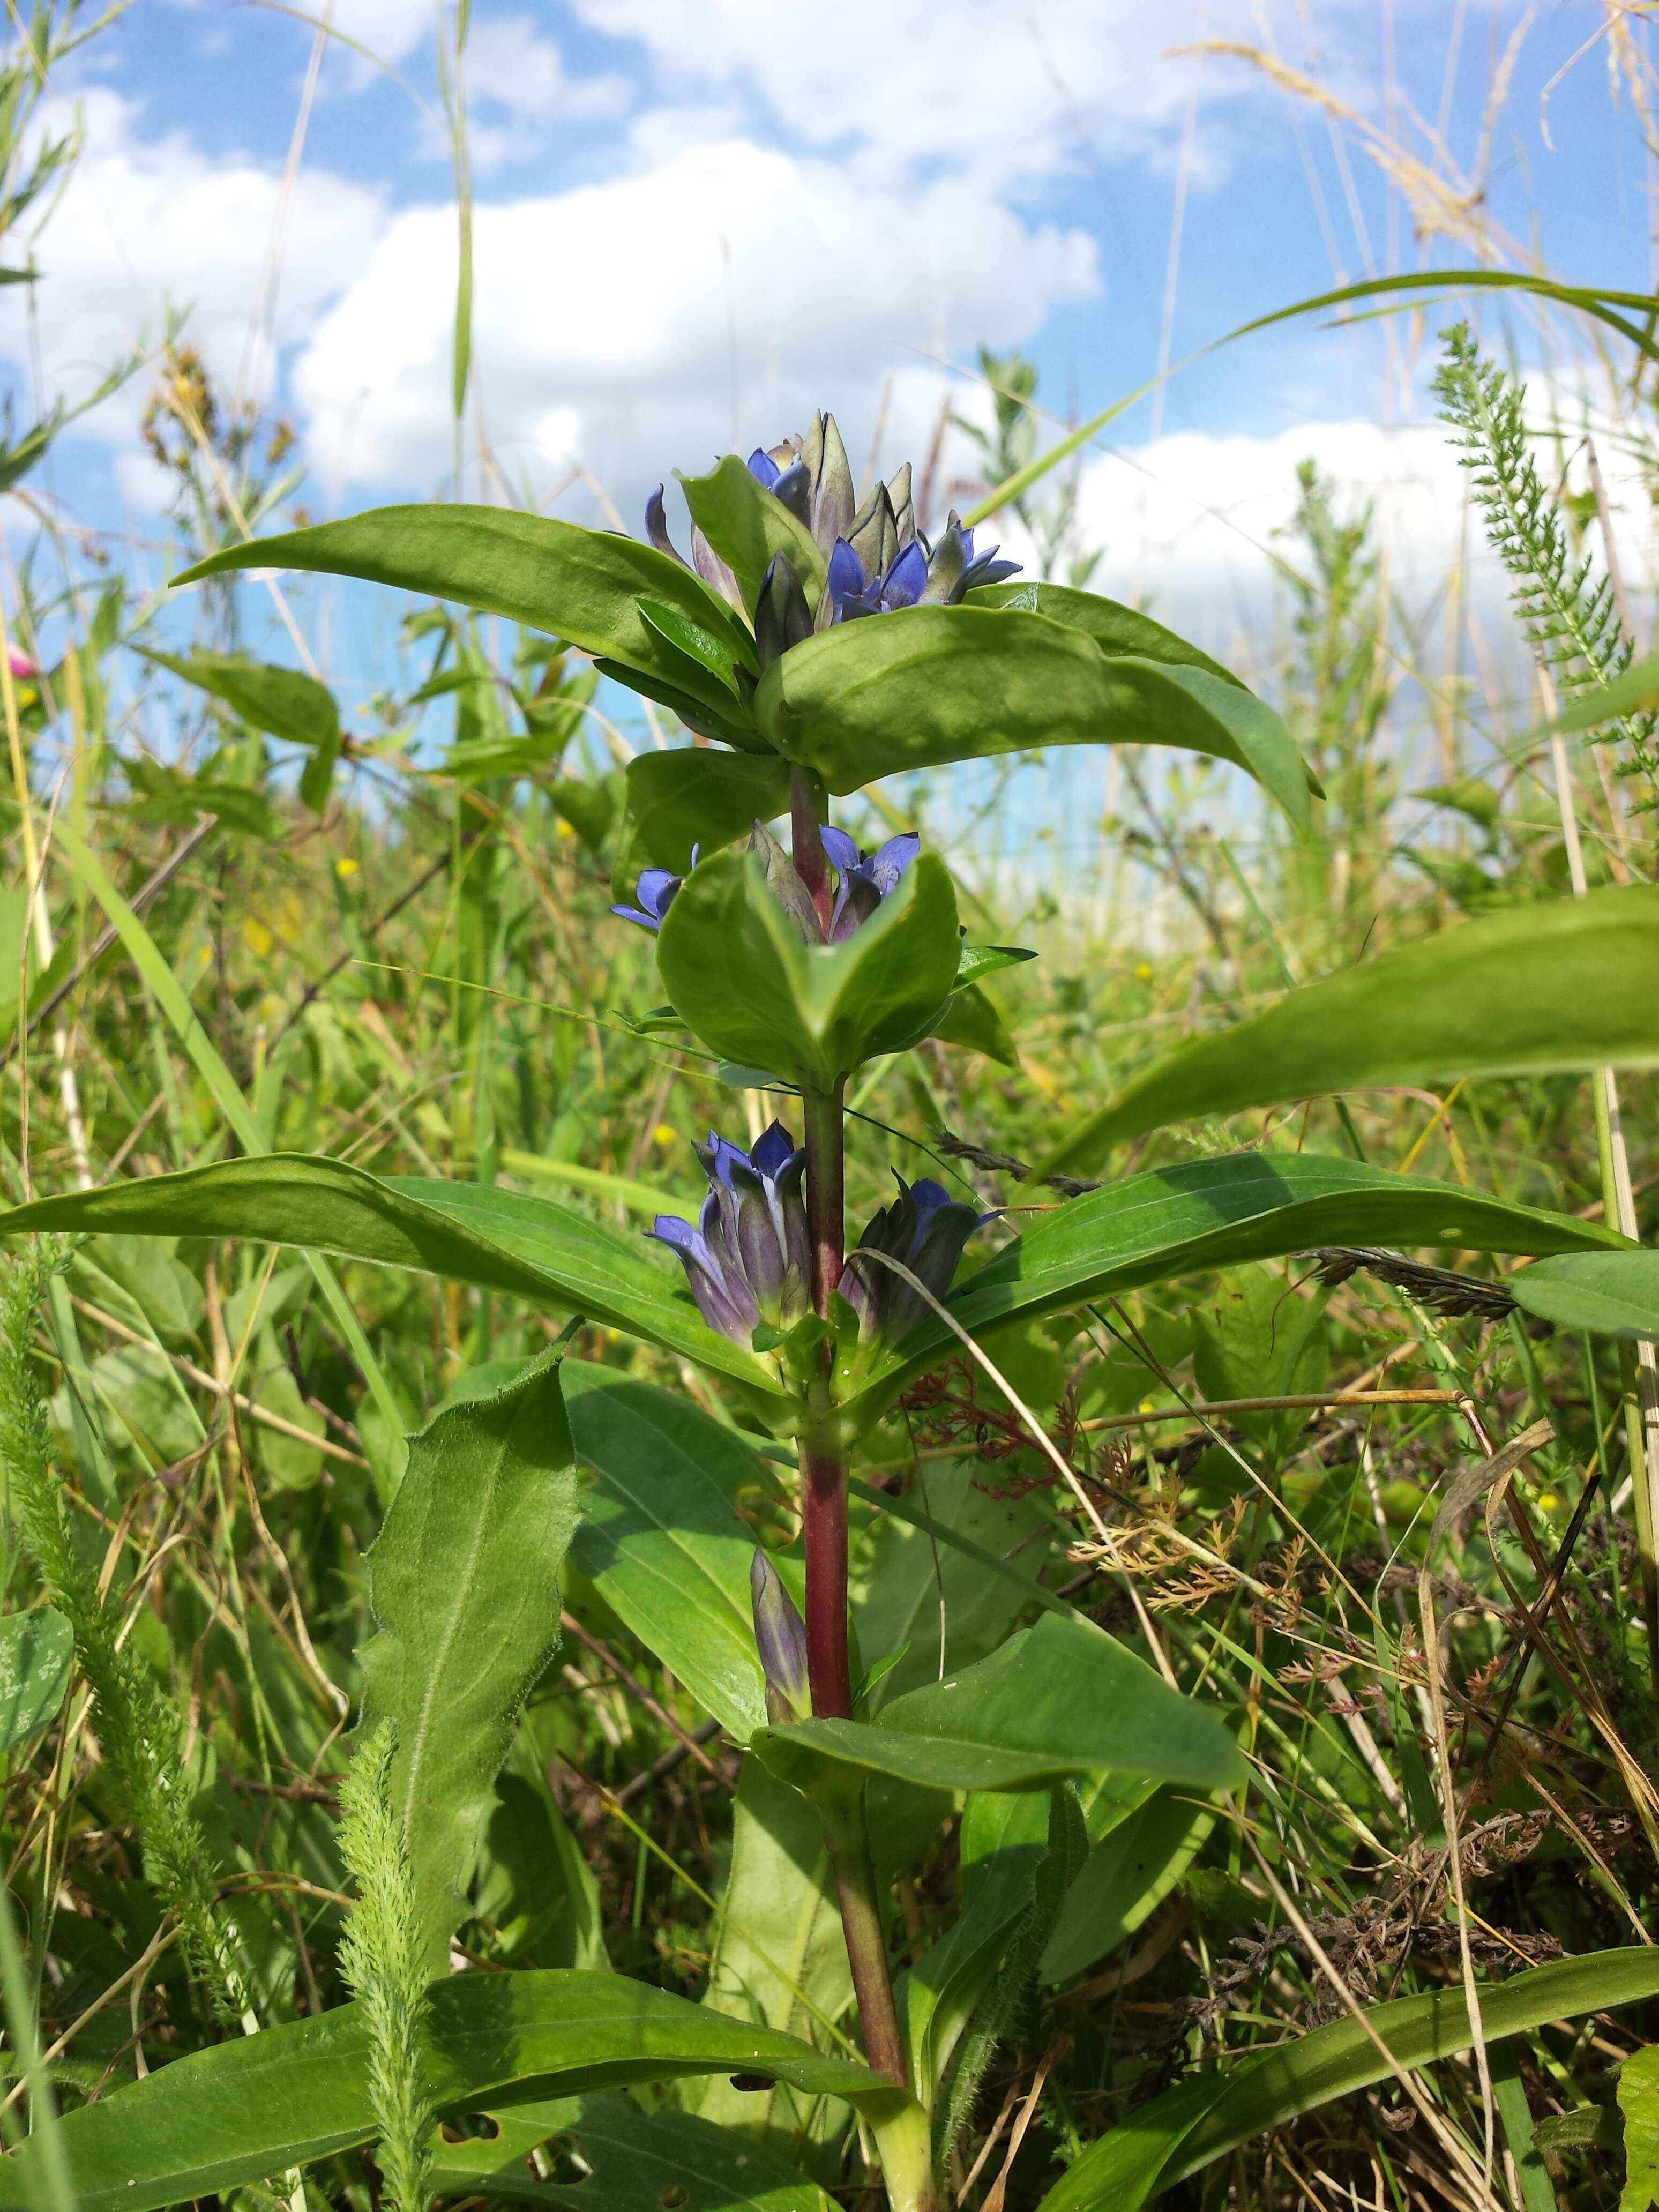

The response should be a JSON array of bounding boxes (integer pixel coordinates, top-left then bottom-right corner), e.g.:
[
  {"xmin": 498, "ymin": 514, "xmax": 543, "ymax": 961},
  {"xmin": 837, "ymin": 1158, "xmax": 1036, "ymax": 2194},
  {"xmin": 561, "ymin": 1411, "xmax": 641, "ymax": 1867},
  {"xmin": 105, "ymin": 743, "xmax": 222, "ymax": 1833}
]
[{"xmin": 750, "ymin": 1550, "xmax": 811, "ymax": 1724}]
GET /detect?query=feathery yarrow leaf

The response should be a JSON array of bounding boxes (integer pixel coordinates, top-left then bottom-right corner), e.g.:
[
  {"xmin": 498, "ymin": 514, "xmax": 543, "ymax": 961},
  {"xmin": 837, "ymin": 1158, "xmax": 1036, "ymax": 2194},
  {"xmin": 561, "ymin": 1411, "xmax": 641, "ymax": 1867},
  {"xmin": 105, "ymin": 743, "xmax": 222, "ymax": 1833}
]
[
  {"xmin": 1433, "ymin": 322, "xmax": 1658, "ymax": 811},
  {"xmin": 338, "ymin": 1720, "xmax": 436, "ymax": 2212}
]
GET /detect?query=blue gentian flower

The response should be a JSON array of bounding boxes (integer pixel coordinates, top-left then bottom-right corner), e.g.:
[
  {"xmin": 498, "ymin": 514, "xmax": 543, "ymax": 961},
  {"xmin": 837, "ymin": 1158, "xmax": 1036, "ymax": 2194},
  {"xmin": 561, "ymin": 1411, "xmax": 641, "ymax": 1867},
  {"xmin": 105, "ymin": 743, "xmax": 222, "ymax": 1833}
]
[
  {"xmin": 649, "ymin": 1120, "xmax": 811, "ymax": 1346},
  {"xmin": 645, "ymin": 410, "xmax": 1020, "ymax": 667},
  {"xmin": 820, "ymin": 826, "xmax": 920, "ymax": 941},
  {"xmin": 750, "ymin": 1551, "xmax": 811, "ymax": 1723},
  {"xmin": 838, "ymin": 1175, "xmax": 991, "ymax": 1344},
  {"xmin": 821, "ymin": 515, "xmax": 1019, "ymax": 625},
  {"xmin": 611, "ymin": 846, "xmax": 698, "ymax": 932}
]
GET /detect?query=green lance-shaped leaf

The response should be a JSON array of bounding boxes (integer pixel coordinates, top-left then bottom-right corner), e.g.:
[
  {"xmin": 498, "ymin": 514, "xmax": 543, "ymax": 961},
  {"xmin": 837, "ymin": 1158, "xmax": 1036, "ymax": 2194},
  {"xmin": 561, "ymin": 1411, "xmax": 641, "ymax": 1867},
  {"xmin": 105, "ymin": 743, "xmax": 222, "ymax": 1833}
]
[
  {"xmin": 140, "ymin": 647, "xmax": 340, "ymax": 752},
  {"xmin": 954, "ymin": 943, "xmax": 1037, "ymax": 990},
  {"xmin": 611, "ymin": 747, "xmax": 798, "ymax": 894},
  {"xmin": 1037, "ymin": 1945, "xmax": 1659, "ymax": 2212},
  {"xmin": 0, "ymin": 1969, "xmax": 910, "ymax": 2212},
  {"xmin": 1039, "ymin": 883, "xmax": 1659, "ymax": 1179},
  {"xmin": 753, "ymin": 1612, "xmax": 1244, "ymax": 1798},
  {"xmin": 929, "ymin": 980, "xmax": 1020, "ymax": 1067},
  {"xmin": 679, "ymin": 454, "xmax": 828, "ymax": 612},
  {"xmin": 0, "ymin": 1153, "xmax": 788, "ymax": 1402},
  {"xmin": 1040, "ymin": 1783, "xmax": 1218, "ymax": 1986},
  {"xmin": 895, "ymin": 1785, "xmax": 1053, "ymax": 2108},
  {"xmin": 846, "ymin": 1150, "xmax": 1623, "ymax": 1422},
  {"xmin": 173, "ymin": 507, "xmax": 761, "ymax": 737},
  {"xmin": 0, "ymin": 1608, "xmax": 71, "ymax": 1757},
  {"xmin": 656, "ymin": 849, "xmax": 961, "ymax": 1090},
  {"xmin": 563, "ymin": 1365, "xmax": 781, "ymax": 1740},
  {"xmin": 358, "ymin": 1349, "xmax": 580, "ymax": 1970},
  {"xmin": 966, "ymin": 580, "xmax": 1247, "ymax": 687},
  {"xmin": 1620, "ymin": 2046, "xmax": 1659, "ymax": 2212},
  {"xmin": 754, "ymin": 606, "xmax": 1312, "ymax": 828},
  {"xmin": 690, "ymin": 1759, "xmax": 853, "ymax": 2147},
  {"xmin": 434, "ymin": 2090, "xmax": 833, "ymax": 2212},
  {"xmin": 1509, "ymin": 1250, "xmax": 1659, "ymax": 1342}
]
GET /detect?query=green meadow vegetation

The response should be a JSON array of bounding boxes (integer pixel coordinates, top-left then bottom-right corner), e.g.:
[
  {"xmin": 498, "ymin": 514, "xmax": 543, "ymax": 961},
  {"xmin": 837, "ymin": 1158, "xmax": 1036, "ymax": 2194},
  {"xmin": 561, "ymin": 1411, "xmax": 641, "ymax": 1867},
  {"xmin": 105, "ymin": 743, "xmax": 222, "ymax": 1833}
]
[{"xmin": 3, "ymin": 8, "xmax": 1659, "ymax": 2210}]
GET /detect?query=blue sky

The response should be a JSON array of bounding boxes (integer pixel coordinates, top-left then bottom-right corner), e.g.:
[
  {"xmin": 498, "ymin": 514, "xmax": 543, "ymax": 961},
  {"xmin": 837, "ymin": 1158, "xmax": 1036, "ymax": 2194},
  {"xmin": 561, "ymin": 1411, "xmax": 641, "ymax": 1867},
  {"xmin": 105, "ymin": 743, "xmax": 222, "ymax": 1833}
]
[{"xmin": 5, "ymin": 1, "xmax": 1654, "ymax": 731}]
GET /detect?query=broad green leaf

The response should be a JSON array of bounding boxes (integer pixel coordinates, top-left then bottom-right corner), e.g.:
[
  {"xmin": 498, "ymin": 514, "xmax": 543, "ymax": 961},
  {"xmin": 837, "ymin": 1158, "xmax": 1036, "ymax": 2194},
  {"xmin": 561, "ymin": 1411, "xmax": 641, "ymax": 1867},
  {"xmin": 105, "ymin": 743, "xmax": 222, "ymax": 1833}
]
[
  {"xmin": 472, "ymin": 1773, "xmax": 606, "ymax": 1968},
  {"xmin": 929, "ymin": 980, "xmax": 1018, "ymax": 1067},
  {"xmin": 656, "ymin": 850, "xmax": 960, "ymax": 1089},
  {"xmin": 1038, "ymin": 884, "xmax": 1659, "ymax": 1178},
  {"xmin": 692, "ymin": 1759, "xmax": 853, "ymax": 2150},
  {"xmin": 954, "ymin": 943, "xmax": 1036, "ymax": 989},
  {"xmin": 639, "ymin": 595, "xmax": 760, "ymax": 685},
  {"xmin": 679, "ymin": 456, "xmax": 827, "ymax": 612},
  {"xmin": 1413, "ymin": 775, "xmax": 1501, "ymax": 828},
  {"xmin": 592, "ymin": 655, "xmax": 760, "ymax": 749},
  {"xmin": 1040, "ymin": 1785, "xmax": 1217, "ymax": 1985},
  {"xmin": 0, "ymin": 1609, "xmax": 70, "ymax": 1755},
  {"xmin": 753, "ymin": 1613, "xmax": 1244, "ymax": 1798},
  {"xmin": 896, "ymin": 1786, "xmax": 1051, "ymax": 2106},
  {"xmin": 1163, "ymin": 1946, "xmax": 1659, "ymax": 2193},
  {"xmin": 1620, "ymin": 2045, "xmax": 1659, "ymax": 2212},
  {"xmin": 1509, "ymin": 1251, "xmax": 1659, "ymax": 1342},
  {"xmin": 0, "ymin": 1153, "xmax": 787, "ymax": 1401},
  {"xmin": 850, "ymin": 1460, "xmax": 1053, "ymax": 1714},
  {"xmin": 967, "ymin": 580, "xmax": 1244, "ymax": 687},
  {"xmin": 550, "ymin": 774, "xmax": 617, "ymax": 853},
  {"xmin": 123, "ymin": 756, "xmax": 282, "ymax": 841},
  {"xmin": 754, "ymin": 607, "xmax": 1311, "ymax": 829},
  {"xmin": 1033, "ymin": 2073, "xmax": 1232, "ymax": 2212},
  {"xmin": 249, "ymin": 1355, "xmax": 327, "ymax": 1490},
  {"xmin": 360, "ymin": 1348, "xmax": 579, "ymax": 1969},
  {"xmin": 173, "ymin": 507, "xmax": 760, "ymax": 731},
  {"xmin": 1040, "ymin": 1945, "xmax": 1659, "ymax": 2210},
  {"xmin": 436, "ymin": 2091, "xmax": 832, "ymax": 2212},
  {"xmin": 563, "ymin": 1364, "xmax": 778, "ymax": 1740},
  {"xmin": 612, "ymin": 747, "xmax": 795, "ymax": 890},
  {"xmin": 140, "ymin": 647, "xmax": 339, "ymax": 751},
  {"xmin": 848, "ymin": 1152, "xmax": 1621, "ymax": 1420},
  {"xmin": 0, "ymin": 1969, "xmax": 907, "ymax": 2212}
]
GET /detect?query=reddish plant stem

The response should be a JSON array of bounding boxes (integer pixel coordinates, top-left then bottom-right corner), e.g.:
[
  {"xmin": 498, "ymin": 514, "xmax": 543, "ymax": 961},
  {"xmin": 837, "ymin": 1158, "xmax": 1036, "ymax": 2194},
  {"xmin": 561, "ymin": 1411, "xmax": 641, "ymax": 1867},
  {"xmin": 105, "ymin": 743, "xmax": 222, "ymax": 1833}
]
[
  {"xmin": 791, "ymin": 791, "xmax": 910, "ymax": 2099},
  {"xmin": 819, "ymin": 1787, "xmax": 913, "ymax": 2089},
  {"xmin": 799, "ymin": 1416, "xmax": 852, "ymax": 1721},
  {"xmin": 801, "ymin": 1080, "xmax": 851, "ymax": 1720},
  {"xmin": 791, "ymin": 768, "xmax": 834, "ymax": 935}
]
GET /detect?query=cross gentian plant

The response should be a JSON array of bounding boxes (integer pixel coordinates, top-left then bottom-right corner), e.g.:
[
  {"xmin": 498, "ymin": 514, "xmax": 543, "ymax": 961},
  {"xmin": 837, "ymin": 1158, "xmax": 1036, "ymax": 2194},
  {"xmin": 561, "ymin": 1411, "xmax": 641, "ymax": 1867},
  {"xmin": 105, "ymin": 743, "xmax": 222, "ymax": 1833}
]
[{"xmin": 66, "ymin": 391, "xmax": 1399, "ymax": 2212}]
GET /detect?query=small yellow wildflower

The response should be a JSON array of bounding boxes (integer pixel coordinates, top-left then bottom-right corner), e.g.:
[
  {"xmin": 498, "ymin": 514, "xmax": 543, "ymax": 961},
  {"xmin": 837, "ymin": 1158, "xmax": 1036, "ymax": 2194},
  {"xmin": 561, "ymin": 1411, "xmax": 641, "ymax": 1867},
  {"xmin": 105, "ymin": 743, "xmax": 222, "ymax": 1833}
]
[
  {"xmin": 653, "ymin": 1124, "xmax": 676, "ymax": 1147},
  {"xmin": 242, "ymin": 917, "xmax": 274, "ymax": 958},
  {"xmin": 335, "ymin": 855, "xmax": 359, "ymax": 877},
  {"xmin": 1134, "ymin": 962, "xmax": 1152, "ymax": 982}
]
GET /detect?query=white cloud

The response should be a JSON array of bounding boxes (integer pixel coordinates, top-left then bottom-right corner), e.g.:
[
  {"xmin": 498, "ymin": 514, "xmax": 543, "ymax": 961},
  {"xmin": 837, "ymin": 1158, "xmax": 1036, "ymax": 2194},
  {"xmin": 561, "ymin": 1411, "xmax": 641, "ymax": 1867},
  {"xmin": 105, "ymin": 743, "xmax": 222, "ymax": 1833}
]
[
  {"xmin": 0, "ymin": 89, "xmax": 384, "ymax": 440},
  {"xmin": 459, "ymin": 15, "xmax": 632, "ymax": 168},
  {"xmin": 295, "ymin": 137, "xmax": 1098, "ymax": 496},
  {"xmin": 1055, "ymin": 403, "xmax": 1657, "ymax": 705},
  {"xmin": 1077, "ymin": 421, "xmax": 1470, "ymax": 659},
  {"xmin": 564, "ymin": 0, "xmax": 1361, "ymax": 191},
  {"xmin": 467, "ymin": 13, "xmax": 629, "ymax": 119},
  {"xmin": 324, "ymin": 0, "xmax": 435, "ymax": 65}
]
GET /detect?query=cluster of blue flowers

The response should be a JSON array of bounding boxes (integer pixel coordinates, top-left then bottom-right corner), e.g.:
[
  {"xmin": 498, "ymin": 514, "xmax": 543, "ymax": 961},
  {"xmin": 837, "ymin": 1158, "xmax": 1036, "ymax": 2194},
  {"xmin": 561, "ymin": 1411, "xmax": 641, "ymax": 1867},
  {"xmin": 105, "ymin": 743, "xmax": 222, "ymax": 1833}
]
[
  {"xmin": 647, "ymin": 410, "xmax": 1018, "ymax": 666},
  {"xmin": 648, "ymin": 1118, "xmax": 987, "ymax": 1354},
  {"xmin": 611, "ymin": 824, "xmax": 920, "ymax": 944},
  {"xmin": 647, "ymin": 1122, "xmax": 812, "ymax": 1345}
]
